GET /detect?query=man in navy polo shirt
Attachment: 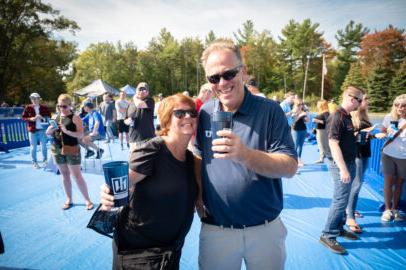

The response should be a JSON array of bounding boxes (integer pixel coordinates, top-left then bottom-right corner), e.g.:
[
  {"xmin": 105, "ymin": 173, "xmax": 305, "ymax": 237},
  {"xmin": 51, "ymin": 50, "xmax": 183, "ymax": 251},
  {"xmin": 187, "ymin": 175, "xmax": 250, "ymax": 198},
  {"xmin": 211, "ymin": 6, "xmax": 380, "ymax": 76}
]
[
  {"xmin": 195, "ymin": 39, "xmax": 297, "ymax": 270},
  {"xmin": 319, "ymin": 86, "xmax": 364, "ymax": 254}
]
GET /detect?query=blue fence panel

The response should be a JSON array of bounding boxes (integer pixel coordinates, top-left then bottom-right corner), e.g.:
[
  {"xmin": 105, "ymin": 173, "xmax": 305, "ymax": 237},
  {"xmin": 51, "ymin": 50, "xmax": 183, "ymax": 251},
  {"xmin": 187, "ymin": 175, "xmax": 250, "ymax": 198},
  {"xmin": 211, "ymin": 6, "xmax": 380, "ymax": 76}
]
[
  {"xmin": 368, "ymin": 138, "xmax": 386, "ymax": 177},
  {"xmin": 0, "ymin": 118, "xmax": 30, "ymax": 152}
]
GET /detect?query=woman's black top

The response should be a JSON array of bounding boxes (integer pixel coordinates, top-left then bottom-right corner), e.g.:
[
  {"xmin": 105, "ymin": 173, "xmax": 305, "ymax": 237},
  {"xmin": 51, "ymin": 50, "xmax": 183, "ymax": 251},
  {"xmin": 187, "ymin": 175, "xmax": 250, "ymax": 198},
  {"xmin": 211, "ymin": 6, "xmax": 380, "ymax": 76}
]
[
  {"xmin": 54, "ymin": 114, "xmax": 78, "ymax": 148},
  {"xmin": 292, "ymin": 113, "xmax": 307, "ymax": 131},
  {"xmin": 356, "ymin": 119, "xmax": 372, "ymax": 158},
  {"xmin": 116, "ymin": 136, "xmax": 197, "ymax": 251},
  {"xmin": 315, "ymin": 111, "xmax": 329, "ymax": 130}
]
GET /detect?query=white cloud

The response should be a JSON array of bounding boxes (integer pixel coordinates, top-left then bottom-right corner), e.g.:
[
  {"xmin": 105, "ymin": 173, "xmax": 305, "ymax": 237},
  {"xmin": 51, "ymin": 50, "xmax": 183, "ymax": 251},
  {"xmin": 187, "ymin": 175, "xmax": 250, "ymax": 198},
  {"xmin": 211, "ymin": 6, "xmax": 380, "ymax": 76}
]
[{"xmin": 48, "ymin": 0, "xmax": 406, "ymax": 51}]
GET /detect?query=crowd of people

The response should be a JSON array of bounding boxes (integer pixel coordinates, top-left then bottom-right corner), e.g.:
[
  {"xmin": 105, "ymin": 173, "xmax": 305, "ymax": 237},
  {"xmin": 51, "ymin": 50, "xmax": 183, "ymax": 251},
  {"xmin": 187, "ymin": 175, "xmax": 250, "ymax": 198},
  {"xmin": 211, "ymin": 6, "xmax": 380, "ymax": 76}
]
[{"xmin": 18, "ymin": 38, "xmax": 405, "ymax": 269}]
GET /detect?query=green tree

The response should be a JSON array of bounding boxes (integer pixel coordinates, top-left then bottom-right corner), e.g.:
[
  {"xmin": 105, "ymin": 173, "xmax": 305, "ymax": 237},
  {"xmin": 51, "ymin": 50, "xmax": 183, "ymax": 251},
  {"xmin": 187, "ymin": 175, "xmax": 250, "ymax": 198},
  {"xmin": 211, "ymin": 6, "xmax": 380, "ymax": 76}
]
[
  {"xmin": 341, "ymin": 62, "xmax": 366, "ymax": 92},
  {"xmin": 367, "ymin": 65, "xmax": 393, "ymax": 112},
  {"xmin": 234, "ymin": 20, "xmax": 257, "ymax": 46},
  {"xmin": 279, "ymin": 19, "xmax": 327, "ymax": 98},
  {"xmin": 205, "ymin": 30, "xmax": 217, "ymax": 47},
  {"xmin": 333, "ymin": 21, "xmax": 369, "ymax": 96},
  {"xmin": 0, "ymin": 0, "xmax": 79, "ymax": 103},
  {"xmin": 391, "ymin": 58, "xmax": 406, "ymax": 98}
]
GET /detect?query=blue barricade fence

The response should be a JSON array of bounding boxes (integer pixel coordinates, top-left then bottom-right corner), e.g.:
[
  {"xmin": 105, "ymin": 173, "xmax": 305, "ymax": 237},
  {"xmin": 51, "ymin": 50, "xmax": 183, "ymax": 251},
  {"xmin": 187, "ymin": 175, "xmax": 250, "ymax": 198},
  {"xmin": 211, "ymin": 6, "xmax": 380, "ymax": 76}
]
[{"xmin": 0, "ymin": 118, "xmax": 30, "ymax": 152}]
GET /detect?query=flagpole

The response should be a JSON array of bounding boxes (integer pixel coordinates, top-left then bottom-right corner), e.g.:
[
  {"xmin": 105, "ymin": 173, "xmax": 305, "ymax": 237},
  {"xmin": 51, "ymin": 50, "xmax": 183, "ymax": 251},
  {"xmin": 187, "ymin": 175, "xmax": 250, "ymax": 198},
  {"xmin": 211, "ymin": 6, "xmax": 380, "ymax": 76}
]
[{"xmin": 321, "ymin": 54, "xmax": 325, "ymax": 100}]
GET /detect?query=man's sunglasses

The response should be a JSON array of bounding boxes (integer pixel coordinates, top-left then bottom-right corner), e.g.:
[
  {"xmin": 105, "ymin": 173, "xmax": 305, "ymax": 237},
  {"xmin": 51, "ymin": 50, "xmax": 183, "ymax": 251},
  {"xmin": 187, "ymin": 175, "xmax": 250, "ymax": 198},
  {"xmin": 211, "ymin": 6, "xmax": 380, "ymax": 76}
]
[
  {"xmin": 138, "ymin": 87, "xmax": 148, "ymax": 92},
  {"xmin": 349, "ymin": 95, "xmax": 362, "ymax": 104},
  {"xmin": 173, "ymin": 109, "xmax": 198, "ymax": 119},
  {"xmin": 57, "ymin": 104, "xmax": 69, "ymax": 109},
  {"xmin": 206, "ymin": 66, "xmax": 241, "ymax": 84}
]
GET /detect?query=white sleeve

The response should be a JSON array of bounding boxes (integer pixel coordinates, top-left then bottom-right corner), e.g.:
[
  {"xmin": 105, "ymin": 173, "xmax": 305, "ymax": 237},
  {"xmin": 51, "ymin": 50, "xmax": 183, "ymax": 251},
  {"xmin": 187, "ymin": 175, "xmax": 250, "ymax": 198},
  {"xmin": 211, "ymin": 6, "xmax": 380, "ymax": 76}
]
[{"xmin": 382, "ymin": 114, "xmax": 391, "ymax": 128}]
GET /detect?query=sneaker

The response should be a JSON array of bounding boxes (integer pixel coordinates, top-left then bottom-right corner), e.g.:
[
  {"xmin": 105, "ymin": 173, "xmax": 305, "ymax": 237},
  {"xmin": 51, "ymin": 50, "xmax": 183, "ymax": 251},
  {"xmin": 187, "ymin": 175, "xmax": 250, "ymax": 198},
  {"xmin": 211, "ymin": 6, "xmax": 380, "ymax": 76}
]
[
  {"xmin": 96, "ymin": 148, "xmax": 104, "ymax": 159},
  {"xmin": 32, "ymin": 162, "xmax": 40, "ymax": 169},
  {"xmin": 339, "ymin": 229, "xmax": 359, "ymax": 240},
  {"xmin": 85, "ymin": 150, "xmax": 95, "ymax": 159},
  {"xmin": 314, "ymin": 159, "xmax": 324, "ymax": 164},
  {"xmin": 319, "ymin": 236, "xmax": 346, "ymax": 254},
  {"xmin": 393, "ymin": 209, "xmax": 404, "ymax": 221},
  {"xmin": 42, "ymin": 160, "xmax": 48, "ymax": 168},
  {"xmin": 381, "ymin": 209, "xmax": 393, "ymax": 222}
]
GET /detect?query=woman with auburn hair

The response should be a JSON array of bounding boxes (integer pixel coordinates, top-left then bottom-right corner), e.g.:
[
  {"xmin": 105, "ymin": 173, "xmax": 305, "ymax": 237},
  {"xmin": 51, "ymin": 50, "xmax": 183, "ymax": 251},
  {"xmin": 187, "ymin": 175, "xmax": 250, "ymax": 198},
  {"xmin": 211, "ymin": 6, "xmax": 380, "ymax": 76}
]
[
  {"xmin": 377, "ymin": 94, "xmax": 406, "ymax": 222},
  {"xmin": 46, "ymin": 94, "xmax": 94, "ymax": 210},
  {"xmin": 291, "ymin": 98, "xmax": 309, "ymax": 167},
  {"xmin": 345, "ymin": 94, "xmax": 373, "ymax": 233},
  {"xmin": 101, "ymin": 93, "xmax": 198, "ymax": 270},
  {"xmin": 312, "ymin": 100, "xmax": 331, "ymax": 163}
]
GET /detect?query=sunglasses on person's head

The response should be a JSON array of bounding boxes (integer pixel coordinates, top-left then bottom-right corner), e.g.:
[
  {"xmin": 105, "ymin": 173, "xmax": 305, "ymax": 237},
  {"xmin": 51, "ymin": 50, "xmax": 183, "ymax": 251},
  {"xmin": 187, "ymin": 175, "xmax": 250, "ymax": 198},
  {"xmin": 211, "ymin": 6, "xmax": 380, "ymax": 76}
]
[
  {"xmin": 394, "ymin": 103, "xmax": 406, "ymax": 108},
  {"xmin": 173, "ymin": 109, "xmax": 198, "ymax": 119},
  {"xmin": 57, "ymin": 104, "xmax": 69, "ymax": 109},
  {"xmin": 206, "ymin": 66, "xmax": 242, "ymax": 84},
  {"xmin": 348, "ymin": 95, "xmax": 362, "ymax": 104}
]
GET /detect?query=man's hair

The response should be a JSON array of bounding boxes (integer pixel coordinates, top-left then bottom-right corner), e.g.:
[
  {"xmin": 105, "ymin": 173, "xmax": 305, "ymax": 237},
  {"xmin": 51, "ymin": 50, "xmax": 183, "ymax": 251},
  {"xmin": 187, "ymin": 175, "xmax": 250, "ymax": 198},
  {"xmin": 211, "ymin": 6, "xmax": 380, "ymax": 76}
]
[
  {"xmin": 58, "ymin": 94, "xmax": 72, "ymax": 105},
  {"xmin": 343, "ymin": 86, "xmax": 364, "ymax": 99},
  {"xmin": 157, "ymin": 94, "xmax": 196, "ymax": 136},
  {"xmin": 201, "ymin": 39, "xmax": 242, "ymax": 67},
  {"xmin": 284, "ymin": 91, "xmax": 295, "ymax": 99}
]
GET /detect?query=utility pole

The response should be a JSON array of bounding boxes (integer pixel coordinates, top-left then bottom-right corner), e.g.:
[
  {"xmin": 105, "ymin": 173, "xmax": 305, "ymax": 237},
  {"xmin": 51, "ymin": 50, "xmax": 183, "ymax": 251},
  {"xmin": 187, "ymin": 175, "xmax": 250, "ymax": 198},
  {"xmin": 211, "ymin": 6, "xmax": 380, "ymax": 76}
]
[
  {"xmin": 303, "ymin": 56, "xmax": 310, "ymax": 101},
  {"xmin": 321, "ymin": 54, "xmax": 326, "ymax": 100}
]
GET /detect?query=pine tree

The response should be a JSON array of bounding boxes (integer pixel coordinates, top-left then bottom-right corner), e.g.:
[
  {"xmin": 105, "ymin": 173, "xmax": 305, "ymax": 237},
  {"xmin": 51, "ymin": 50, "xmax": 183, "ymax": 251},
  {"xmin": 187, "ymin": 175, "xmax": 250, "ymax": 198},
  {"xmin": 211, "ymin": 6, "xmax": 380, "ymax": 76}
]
[
  {"xmin": 367, "ymin": 65, "xmax": 393, "ymax": 112},
  {"xmin": 341, "ymin": 62, "xmax": 366, "ymax": 92},
  {"xmin": 391, "ymin": 59, "xmax": 406, "ymax": 98}
]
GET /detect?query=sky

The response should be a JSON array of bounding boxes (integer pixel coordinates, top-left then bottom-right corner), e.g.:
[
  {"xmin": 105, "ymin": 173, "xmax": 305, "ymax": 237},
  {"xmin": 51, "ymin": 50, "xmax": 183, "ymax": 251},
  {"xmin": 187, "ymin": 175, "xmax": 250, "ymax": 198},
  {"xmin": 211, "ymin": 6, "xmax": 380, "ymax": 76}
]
[{"xmin": 48, "ymin": 0, "xmax": 406, "ymax": 51}]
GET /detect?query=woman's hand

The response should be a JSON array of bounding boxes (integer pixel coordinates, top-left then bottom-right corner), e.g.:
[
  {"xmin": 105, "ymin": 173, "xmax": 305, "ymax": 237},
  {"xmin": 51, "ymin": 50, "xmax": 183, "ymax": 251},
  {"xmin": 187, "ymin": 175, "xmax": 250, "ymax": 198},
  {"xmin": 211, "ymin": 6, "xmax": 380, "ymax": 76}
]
[
  {"xmin": 375, "ymin": 132, "xmax": 387, "ymax": 139},
  {"xmin": 100, "ymin": 184, "xmax": 115, "ymax": 211}
]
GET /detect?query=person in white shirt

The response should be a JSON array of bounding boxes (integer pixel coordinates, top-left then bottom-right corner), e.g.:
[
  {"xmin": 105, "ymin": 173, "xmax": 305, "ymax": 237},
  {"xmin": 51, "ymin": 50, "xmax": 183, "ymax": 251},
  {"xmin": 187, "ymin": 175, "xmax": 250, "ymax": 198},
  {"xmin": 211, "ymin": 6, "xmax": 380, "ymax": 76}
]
[
  {"xmin": 376, "ymin": 94, "xmax": 406, "ymax": 222},
  {"xmin": 115, "ymin": 91, "xmax": 130, "ymax": 150}
]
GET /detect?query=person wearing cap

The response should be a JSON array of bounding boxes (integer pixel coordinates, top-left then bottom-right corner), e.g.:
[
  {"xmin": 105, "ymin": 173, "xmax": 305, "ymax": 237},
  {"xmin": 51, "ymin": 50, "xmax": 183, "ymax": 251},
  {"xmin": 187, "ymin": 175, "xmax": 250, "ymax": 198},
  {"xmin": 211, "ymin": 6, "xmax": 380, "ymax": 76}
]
[
  {"xmin": 125, "ymin": 82, "xmax": 155, "ymax": 146},
  {"xmin": 22, "ymin": 92, "xmax": 52, "ymax": 169},
  {"xmin": 246, "ymin": 77, "xmax": 266, "ymax": 98},
  {"xmin": 195, "ymin": 83, "xmax": 213, "ymax": 112},
  {"xmin": 81, "ymin": 101, "xmax": 105, "ymax": 159}
]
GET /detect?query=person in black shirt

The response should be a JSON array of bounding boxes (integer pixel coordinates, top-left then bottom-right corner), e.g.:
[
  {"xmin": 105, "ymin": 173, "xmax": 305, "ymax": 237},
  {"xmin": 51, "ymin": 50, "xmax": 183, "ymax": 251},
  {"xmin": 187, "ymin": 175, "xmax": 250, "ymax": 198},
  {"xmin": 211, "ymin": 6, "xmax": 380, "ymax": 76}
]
[
  {"xmin": 291, "ymin": 98, "xmax": 308, "ymax": 167},
  {"xmin": 101, "ymin": 93, "xmax": 198, "ymax": 270},
  {"xmin": 46, "ymin": 94, "xmax": 94, "ymax": 211},
  {"xmin": 345, "ymin": 93, "xmax": 373, "ymax": 233},
  {"xmin": 313, "ymin": 100, "xmax": 331, "ymax": 163},
  {"xmin": 320, "ymin": 86, "xmax": 364, "ymax": 255},
  {"xmin": 125, "ymin": 82, "xmax": 155, "ymax": 146}
]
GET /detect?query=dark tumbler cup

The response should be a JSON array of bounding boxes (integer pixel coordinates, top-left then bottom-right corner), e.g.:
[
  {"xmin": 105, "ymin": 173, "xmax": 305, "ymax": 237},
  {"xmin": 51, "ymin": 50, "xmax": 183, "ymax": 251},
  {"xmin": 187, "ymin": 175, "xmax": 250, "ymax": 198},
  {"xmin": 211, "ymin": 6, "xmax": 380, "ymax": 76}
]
[
  {"xmin": 356, "ymin": 131, "xmax": 367, "ymax": 145},
  {"xmin": 211, "ymin": 111, "xmax": 233, "ymax": 140},
  {"xmin": 102, "ymin": 161, "xmax": 129, "ymax": 207},
  {"xmin": 390, "ymin": 121, "xmax": 399, "ymax": 129}
]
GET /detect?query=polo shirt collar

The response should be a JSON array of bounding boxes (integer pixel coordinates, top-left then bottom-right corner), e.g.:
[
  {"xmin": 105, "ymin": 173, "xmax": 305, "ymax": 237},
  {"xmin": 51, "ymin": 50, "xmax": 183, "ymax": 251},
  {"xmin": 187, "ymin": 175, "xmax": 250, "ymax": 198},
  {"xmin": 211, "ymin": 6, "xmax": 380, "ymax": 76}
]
[
  {"xmin": 337, "ymin": 106, "xmax": 351, "ymax": 118},
  {"xmin": 214, "ymin": 87, "xmax": 253, "ymax": 115}
]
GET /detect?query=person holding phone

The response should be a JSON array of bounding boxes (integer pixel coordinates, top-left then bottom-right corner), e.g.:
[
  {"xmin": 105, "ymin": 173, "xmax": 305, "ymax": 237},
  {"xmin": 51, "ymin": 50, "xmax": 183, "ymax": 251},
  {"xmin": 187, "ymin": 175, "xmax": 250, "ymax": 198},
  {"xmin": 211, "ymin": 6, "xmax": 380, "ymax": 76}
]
[{"xmin": 46, "ymin": 94, "xmax": 94, "ymax": 211}]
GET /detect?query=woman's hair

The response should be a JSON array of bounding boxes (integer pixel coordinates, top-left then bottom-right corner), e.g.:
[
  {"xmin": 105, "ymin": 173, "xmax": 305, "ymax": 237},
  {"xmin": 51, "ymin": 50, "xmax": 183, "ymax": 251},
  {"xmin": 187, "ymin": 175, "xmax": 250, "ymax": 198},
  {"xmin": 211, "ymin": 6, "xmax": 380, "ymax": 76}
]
[
  {"xmin": 201, "ymin": 38, "xmax": 242, "ymax": 68},
  {"xmin": 57, "ymin": 94, "xmax": 72, "ymax": 105},
  {"xmin": 317, "ymin": 100, "xmax": 329, "ymax": 113},
  {"xmin": 351, "ymin": 95, "xmax": 370, "ymax": 129},
  {"xmin": 293, "ymin": 98, "xmax": 304, "ymax": 111},
  {"xmin": 157, "ymin": 93, "xmax": 197, "ymax": 136},
  {"xmin": 390, "ymin": 94, "xmax": 406, "ymax": 120}
]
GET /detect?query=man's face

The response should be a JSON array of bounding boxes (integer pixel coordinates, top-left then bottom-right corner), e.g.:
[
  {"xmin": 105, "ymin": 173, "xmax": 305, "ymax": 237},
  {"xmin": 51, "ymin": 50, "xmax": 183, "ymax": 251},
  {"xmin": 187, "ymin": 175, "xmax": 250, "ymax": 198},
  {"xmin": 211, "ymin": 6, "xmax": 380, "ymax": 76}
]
[
  {"xmin": 136, "ymin": 87, "xmax": 149, "ymax": 99},
  {"xmin": 31, "ymin": 97, "xmax": 40, "ymax": 105},
  {"xmin": 119, "ymin": 92, "xmax": 126, "ymax": 99},
  {"xmin": 103, "ymin": 95, "xmax": 110, "ymax": 102},
  {"xmin": 204, "ymin": 49, "xmax": 244, "ymax": 112}
]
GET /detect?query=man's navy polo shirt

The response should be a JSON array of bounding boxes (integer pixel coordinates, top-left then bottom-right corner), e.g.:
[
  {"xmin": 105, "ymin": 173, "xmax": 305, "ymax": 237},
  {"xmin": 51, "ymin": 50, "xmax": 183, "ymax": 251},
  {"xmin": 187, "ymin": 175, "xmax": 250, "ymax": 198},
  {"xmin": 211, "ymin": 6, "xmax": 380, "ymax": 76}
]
[{"xmin": 195, "ymin": 89, "xmax": 297, "ymax": 227}]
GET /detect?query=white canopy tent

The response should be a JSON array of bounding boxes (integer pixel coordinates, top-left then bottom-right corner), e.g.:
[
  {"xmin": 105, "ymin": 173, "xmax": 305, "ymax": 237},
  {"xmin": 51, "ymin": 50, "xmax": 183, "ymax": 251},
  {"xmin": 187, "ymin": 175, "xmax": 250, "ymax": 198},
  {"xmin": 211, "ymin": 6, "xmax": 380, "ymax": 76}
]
[
  {"xmin": 120, "ymin": 84, "xmax": 136, "ymax": 96},
  {"xmin": 74, "ymin": 79, "xmax": 119, "ymax": 97}
]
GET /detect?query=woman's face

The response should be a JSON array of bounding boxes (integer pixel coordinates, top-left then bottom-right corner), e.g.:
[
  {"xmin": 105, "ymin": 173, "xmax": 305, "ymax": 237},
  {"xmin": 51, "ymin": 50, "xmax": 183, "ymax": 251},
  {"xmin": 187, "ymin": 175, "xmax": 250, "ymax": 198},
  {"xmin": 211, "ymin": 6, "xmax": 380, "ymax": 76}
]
[
  {"xmin": 57, "ymin": 101, "xmax": 71, "ymax": 115},
  {"xmin": 360, "ymin": 95, "xmax": 369, "ymax": 109},
  {"xmin": 167, "ymin": 102, "xmax": 197, "ymax": 137},
  {"xmin": 394, "ymin": 99, "xmax": 406, "ymax": 117}
]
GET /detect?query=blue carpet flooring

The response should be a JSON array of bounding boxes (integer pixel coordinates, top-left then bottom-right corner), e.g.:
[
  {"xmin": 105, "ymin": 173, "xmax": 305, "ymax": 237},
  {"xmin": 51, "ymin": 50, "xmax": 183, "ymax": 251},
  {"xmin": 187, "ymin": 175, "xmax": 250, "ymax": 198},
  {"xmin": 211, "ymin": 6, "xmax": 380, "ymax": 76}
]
[{"xmin": 0, "ymin": 141, "xmax": 405, "ymax": 270}]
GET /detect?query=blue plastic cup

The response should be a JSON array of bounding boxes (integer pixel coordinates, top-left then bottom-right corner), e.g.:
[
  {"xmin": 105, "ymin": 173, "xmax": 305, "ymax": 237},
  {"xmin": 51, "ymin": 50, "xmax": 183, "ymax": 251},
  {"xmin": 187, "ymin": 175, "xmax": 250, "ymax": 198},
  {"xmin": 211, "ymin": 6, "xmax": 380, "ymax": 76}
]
[
  {"xmin": 102, "ymin": 161, "xmax": 129, "ymax": 207},
  {"xmin": 211, "ymin": 111, "xmax": 233, "ymax": 140}
]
